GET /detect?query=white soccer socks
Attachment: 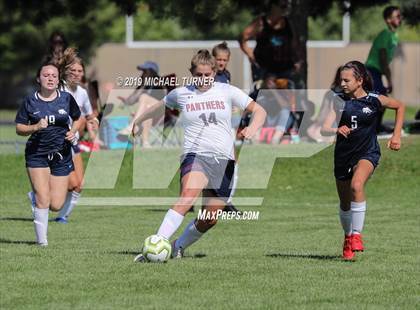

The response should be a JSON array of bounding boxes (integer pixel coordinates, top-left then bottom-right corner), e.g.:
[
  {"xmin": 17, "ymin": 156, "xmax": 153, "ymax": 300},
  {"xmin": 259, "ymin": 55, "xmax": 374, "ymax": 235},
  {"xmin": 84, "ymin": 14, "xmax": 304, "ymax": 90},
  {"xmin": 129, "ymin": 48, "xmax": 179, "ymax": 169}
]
[
  {"xmin": 227, "ymin": 164, "xmax": 239, "ymax": 204},
  {"xmin": 33, "ymin": 207, "xmax": 49, "ymax": 246},
  {"xmin": 351, "ymin": 201, "xmax": 366, "ymax": 235},
  {"xmin": 339, "ymin": 207, "xmax": 352, "ymax": 236},
  {"xmin": 157, "ymin": 209, "xmax": 184, "ymax": 240},
  {"xmin": 175, "ymin": 220, "xmax": 203, "ymax": 251},
  {"xmin": 58, "ymin": 191, "xmax": 81, "ymax": 219},
  {"xmin": 339, "ymin": 201, "xmax": 366, "ymax": 236}
]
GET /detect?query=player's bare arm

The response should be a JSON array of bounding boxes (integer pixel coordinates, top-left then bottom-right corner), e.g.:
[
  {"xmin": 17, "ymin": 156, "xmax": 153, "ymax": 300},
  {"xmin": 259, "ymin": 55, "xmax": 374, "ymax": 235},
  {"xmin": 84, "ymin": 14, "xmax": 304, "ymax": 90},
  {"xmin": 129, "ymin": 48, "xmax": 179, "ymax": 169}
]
[{"xmin": 378, "ymin": 94, "xmax": 405, "ymax": 150}]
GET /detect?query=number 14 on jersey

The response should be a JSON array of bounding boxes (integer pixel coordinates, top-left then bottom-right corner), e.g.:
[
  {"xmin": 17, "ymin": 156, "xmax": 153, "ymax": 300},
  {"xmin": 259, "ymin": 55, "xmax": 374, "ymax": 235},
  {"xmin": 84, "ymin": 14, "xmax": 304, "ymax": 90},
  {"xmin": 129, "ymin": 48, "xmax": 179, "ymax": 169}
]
[{"xmin": 199, "ymin": 112, "xmax": 218, "ymax": 126}]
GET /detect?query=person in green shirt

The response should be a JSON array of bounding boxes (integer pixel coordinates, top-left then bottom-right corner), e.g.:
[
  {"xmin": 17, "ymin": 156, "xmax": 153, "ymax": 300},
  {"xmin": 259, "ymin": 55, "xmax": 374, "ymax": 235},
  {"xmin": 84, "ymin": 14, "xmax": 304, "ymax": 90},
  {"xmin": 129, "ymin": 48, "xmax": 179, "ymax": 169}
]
[{"xmin": 366, "ymin": 6, "xmax": 402, "ymax": 133}]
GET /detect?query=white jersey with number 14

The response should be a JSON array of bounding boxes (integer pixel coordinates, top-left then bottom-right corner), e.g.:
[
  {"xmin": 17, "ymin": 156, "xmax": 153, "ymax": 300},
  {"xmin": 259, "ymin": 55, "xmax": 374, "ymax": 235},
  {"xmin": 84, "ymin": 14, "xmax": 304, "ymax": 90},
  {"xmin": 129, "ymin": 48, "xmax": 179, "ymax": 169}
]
[{"xmin": 164, "ymin": 82, "xmax": 252, "ymax": 159}]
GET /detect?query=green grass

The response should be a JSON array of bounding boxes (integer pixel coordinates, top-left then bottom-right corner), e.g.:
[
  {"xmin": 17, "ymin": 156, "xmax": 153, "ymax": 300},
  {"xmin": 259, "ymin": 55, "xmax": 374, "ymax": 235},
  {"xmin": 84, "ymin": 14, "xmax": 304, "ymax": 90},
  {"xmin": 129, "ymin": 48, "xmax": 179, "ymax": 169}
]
[{"xmin": 1, "ymin": 137, "xmax": 419, "ymax": 309}]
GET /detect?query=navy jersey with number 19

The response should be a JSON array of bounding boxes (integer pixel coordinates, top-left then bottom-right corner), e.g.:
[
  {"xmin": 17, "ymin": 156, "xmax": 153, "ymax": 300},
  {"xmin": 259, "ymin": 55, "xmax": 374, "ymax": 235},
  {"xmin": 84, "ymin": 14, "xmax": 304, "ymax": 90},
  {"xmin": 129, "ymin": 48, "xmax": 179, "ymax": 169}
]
[
  {"xmin": 15, "ymin": 90, "xmax": 81, "ymax": 155},
  {"xmin": 333, "ymin": 93, "xmax": 382, "ymax": 179}
]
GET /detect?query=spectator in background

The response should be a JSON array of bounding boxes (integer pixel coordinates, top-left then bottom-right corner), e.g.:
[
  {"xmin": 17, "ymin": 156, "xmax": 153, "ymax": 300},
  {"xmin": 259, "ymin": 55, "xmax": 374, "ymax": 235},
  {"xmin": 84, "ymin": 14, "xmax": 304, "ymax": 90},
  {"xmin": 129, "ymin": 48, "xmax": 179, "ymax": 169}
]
[
  {"xmin": 45, "ymin": 31, "xmax": 68, "ymax": 64},
  {"xmin": 118, "ymin": 61, "xmax": 165, "ymax": 148},
  {"xmin": 307, "ymin": 67, "xmax": 342, "ymax": 143},
  {"xmin": 250, "ymin": 74, "xmax": 294, "ymax": 144},
  {"xmin": 365, "ymin": 6, "xmax": 402, "ymax": 134},
  {"xmin": 238, "ymin": 0, "xmax": 304, "ymax": 86}
]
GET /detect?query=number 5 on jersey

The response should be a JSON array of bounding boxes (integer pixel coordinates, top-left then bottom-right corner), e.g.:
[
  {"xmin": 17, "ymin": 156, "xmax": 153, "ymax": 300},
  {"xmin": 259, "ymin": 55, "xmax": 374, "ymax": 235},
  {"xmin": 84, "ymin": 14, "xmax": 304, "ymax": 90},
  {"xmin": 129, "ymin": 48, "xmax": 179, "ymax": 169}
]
[
  {"xmin": 199, "ymin": 112, "xmax": 218, "ymax": 126},
  {"xmin": 351, "ymin": 115, "xmax": 358, "ymax": 129}
]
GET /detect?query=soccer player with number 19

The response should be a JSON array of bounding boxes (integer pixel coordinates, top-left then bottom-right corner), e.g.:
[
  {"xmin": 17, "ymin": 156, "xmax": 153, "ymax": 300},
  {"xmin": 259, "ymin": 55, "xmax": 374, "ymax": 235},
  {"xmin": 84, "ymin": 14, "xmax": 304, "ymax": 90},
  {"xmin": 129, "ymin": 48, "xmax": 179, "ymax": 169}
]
[
  {"xmin": 15, "ymin": 62, "xmax": 81, "ymax": 246},
  {"xmin": 322, "ymin": 61, "xmax": 404, "ymax": 260}
]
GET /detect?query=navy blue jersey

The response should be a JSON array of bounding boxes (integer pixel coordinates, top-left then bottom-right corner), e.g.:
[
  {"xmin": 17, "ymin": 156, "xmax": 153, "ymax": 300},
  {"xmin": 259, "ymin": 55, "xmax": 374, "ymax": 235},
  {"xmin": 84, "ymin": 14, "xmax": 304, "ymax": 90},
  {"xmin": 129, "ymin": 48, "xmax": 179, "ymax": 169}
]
[
  {"xmin": 15, "ymin": 90, "xmax": 81, "ymax": 155},
  {"xmin": 214, "ymin": 70, "xmax": 231, "ymax": 84},
  {"xmin": 334, "ymin": 93, "xmax": 382, "ymax": 167}
]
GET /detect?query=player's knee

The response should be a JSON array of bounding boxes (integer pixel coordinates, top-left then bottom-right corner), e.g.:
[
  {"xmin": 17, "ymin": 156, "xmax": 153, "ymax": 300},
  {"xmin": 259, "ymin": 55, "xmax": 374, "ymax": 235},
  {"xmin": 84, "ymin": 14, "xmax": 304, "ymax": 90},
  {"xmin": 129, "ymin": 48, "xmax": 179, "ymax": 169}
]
[
  {"xmin": 35, "ymin": 193, "xmax": 50, "ymax": 209},
  {"xmin": 178, "ymin": 190, "xmax": 197, "ymax": 206},
  {"xmin": 351, "ymin": 179, "xmax": 364, "ymax": 194}
]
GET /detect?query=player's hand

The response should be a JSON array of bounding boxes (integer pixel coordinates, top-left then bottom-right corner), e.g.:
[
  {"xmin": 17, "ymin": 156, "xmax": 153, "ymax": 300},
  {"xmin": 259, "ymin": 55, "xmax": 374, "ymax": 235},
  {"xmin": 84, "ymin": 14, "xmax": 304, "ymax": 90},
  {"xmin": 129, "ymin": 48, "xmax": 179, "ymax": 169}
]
[
  {"xmin": 337, "ymin": 125, "xmax": 351, "ymax": 138},
  {"xmin": 239, "ymin": 126, "xmax": 255, "ymax": 140},
  {"xmin": 387, "ymin": 135, "xmax": 401, "ymax": 151},
  {"xmin": 87, "ymin": 118, "xmax": 99, "ymax": 130},
  {"xmin": 131, "ymin": 123, "xmax": 143, "ymax": 138},
  {"xmin": 36, "ymin": 118, "xmax": 48, "ymax": 131},
  {"xmin": 65, "ymin": 130, "xmax": 79, "ymax": 144}
]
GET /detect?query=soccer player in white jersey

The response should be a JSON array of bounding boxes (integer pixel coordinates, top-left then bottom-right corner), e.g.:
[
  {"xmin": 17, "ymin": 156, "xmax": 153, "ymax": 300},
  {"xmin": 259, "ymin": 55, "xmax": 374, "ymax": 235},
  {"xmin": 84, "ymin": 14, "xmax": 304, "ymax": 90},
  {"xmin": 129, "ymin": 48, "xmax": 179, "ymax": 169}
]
[
  {"xmin": 133, "ymin": 50, "xmax": 266, "ymax": 261},
  {"xmin": 55, "ymin": 48, "xmax": 99, "ymax": 223}
]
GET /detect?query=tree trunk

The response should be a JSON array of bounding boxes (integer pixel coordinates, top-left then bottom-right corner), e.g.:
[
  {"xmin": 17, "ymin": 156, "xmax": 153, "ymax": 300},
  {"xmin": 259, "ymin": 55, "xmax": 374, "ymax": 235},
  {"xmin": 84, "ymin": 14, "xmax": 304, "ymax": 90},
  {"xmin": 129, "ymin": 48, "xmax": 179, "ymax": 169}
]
[{"xmin": 290, "ymin": 0, "xmax": 309, "ymax": 89}]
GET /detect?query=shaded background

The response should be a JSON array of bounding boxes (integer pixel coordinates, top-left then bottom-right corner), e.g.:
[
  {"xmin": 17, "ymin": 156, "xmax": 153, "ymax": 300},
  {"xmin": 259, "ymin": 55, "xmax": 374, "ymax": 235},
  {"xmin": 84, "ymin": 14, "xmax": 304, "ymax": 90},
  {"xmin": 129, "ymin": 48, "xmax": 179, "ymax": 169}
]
[{"xmin": 0, "ymin": 0, "xmax": 419, "ymax": 108}]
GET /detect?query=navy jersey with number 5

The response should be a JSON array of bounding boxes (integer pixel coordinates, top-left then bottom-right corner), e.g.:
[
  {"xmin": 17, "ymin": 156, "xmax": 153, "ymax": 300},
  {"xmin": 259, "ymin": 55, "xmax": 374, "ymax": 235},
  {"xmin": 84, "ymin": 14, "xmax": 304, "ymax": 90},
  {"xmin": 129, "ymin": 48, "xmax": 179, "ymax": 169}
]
[
  {"xmin": 334, "ymin": 93, "xmax": 382, "ymax": 171},
  {"xmin": 15, "ymin": 90, "xmax": 81, "ymax": 155}
]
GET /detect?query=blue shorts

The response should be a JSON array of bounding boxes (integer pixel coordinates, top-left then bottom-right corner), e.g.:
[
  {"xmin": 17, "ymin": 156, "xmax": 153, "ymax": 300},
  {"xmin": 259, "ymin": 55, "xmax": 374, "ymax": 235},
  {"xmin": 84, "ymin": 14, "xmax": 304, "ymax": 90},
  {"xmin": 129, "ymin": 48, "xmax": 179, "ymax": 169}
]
[
  {"xmin": 334, "ymin": 152, "xmax": 380, "ymax": 181},
  {"xmin": 26, "ymin": 144, "xmax": 74, "ymax": 176},
  {"xmin": 180, "ymin": 153, "xmax": 235, "ymax": 202}
]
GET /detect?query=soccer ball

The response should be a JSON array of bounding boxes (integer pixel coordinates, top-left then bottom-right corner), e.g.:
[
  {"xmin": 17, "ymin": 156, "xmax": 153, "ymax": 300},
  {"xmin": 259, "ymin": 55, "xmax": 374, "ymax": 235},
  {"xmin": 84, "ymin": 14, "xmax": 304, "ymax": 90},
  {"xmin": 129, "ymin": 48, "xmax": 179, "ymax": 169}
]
[{"xmin": 142, "ymin": 234, "xmax": 172, "ymax": 263}]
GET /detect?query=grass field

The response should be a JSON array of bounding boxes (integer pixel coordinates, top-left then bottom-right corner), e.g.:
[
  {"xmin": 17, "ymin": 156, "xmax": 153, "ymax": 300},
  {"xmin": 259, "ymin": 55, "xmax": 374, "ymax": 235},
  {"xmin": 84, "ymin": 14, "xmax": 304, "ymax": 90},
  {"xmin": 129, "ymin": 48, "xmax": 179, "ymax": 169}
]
[{"xmin": 0, "ymin": 135, "xmax": 419, "ymax": 309}]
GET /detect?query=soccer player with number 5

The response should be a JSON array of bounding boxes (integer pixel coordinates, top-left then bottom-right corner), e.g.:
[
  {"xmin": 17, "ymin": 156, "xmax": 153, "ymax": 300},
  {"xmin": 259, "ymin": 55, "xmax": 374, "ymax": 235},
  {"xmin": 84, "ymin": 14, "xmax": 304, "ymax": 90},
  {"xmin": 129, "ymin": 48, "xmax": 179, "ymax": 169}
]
[
  {"xmin": 132, "ymin": 50, "xmax": 266, "ymax": 261},
  {"xmin": 15, "ymin": 62, "xmax": 81, "ymax": 246},
  {"xmin": 322, "ymin": 61, "xmax": 404, "ymax": 260}
]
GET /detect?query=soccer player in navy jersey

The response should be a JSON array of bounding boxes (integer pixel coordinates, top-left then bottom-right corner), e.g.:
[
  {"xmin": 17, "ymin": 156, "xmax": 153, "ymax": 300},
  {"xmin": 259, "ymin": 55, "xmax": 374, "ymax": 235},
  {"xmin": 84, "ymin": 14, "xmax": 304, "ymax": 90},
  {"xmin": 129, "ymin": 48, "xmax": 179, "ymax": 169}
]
[
  {"xmin": 212, "ymin": 42, "xmax": 243, "ymax": 214},
  {"xmin": 322, "ymin": 61, "xmax": 404, "ymax": 260},
  {"xmin": 212, "ymin": 42, "xmax": 231, "ymax": 84},
  {"xmin": 15, "ymin": 62, "xmax": 81, "ymax": 246}
]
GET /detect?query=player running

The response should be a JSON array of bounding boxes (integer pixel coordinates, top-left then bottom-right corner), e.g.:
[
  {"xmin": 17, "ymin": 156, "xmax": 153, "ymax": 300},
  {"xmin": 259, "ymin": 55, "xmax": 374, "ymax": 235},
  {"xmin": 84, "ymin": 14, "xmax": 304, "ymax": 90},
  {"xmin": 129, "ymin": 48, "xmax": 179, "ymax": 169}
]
[
  {"xmin": 54, "ymin": 48, "xmax": 98, "ymax": 223},
  {"xmin": 212, "ymin": 42, "xmax": 242, "ymax": 214},
  {"xmin": 322, "ymin": 61, "xmax": 404, "ymax": 260},
  {"xmin": 133, "ymin": 49, "xmax": 266, "ymax": 261},
  {"xmin": 15, "ymin": 62, "xmax": 81, "ymax": 246}
]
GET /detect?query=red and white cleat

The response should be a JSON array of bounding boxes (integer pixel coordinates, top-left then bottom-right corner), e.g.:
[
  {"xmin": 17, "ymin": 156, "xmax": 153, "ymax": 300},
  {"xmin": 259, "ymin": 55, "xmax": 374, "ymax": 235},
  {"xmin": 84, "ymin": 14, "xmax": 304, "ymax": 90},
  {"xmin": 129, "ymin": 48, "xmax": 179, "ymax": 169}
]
[
  {"xmin": 342, "ymin": 235, "xmax": 356, "ymax": 261},
  {"xmin": 351, "ymin": 233, "xmax": 364, "ymax": 252}
]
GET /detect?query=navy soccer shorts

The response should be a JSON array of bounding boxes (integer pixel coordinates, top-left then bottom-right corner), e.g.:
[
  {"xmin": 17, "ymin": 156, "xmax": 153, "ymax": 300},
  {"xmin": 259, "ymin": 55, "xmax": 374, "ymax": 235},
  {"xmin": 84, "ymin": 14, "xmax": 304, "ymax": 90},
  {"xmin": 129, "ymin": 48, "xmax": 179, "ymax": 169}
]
[
  {"xmin": 334, "ymin": 152, "xmax": 380, "ymax": 181},
  {"xmin": 26, "ymin": 144, "xmax": 74, "ymax": 176}
]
